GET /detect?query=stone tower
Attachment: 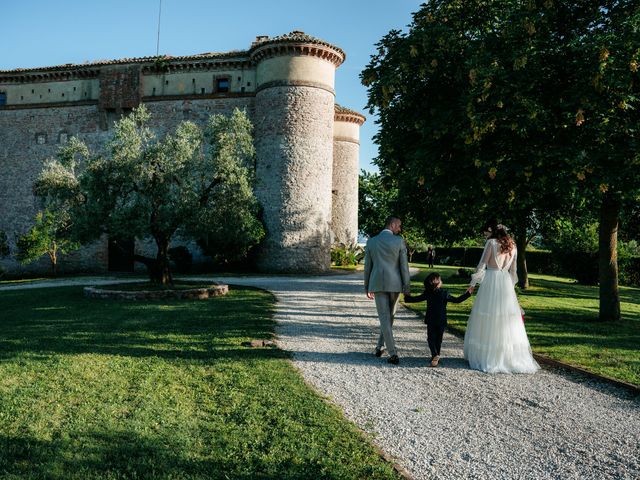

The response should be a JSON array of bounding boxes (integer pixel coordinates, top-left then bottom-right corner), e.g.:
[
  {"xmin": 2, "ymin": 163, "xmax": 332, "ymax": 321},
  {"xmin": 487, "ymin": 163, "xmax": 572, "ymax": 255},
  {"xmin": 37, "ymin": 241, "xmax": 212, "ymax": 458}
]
[
  {"xmin": 251, "ymin": 32, "xmax": 345, "ymax": 273},
  {"xmin": 332, "ymin": 105, "xmax": 365, "ymax": 246}
]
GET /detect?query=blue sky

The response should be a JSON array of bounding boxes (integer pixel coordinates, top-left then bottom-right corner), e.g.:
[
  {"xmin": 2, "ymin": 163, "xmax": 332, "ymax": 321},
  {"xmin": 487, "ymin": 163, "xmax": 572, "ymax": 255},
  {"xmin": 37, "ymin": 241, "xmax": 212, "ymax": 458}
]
[{"xmin": 1, "ymin": 0, "xmax": 420, "ymax": 172}]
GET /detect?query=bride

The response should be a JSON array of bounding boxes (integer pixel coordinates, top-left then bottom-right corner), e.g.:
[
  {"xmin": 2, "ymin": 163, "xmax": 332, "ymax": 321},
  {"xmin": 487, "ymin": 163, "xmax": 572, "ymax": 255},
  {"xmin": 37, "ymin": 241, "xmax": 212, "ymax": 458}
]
[{"xmin": 464, "ymin": 221, "xmax": 540, "ymax": 374}]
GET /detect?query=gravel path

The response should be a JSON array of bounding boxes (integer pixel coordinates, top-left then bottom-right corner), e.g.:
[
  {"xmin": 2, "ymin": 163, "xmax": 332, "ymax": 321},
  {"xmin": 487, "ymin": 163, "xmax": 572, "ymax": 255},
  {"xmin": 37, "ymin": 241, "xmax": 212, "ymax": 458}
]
[{"xmin": 2, "ymin": 273, "xmax": 639, "ymax": 479}]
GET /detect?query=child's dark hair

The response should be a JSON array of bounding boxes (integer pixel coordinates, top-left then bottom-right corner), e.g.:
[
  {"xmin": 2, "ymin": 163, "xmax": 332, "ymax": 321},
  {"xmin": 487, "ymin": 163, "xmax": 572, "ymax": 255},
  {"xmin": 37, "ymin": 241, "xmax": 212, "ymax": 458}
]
[{"xmin": 424, "ymin": 272, "xmax": 442, "ymax": 293}]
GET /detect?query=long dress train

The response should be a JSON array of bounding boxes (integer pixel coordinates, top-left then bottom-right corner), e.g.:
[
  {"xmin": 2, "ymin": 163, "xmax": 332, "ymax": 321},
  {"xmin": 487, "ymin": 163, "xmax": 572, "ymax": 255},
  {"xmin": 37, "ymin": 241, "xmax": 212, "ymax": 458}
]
[{"xmin": 463, "ymin": 239, "xmax": 540, "ymax": 374}]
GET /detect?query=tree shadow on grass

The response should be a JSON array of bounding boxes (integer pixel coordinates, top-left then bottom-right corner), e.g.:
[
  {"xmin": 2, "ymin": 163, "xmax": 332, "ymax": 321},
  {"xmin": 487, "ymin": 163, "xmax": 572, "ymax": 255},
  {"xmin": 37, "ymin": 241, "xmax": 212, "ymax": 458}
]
[
  {"xmin": 0, "ymin": 285, "xmax": 287, "ymax": 363},
  {"xmin": 0, "ymin": 429, "xmax": 374, "ymax": 480}
]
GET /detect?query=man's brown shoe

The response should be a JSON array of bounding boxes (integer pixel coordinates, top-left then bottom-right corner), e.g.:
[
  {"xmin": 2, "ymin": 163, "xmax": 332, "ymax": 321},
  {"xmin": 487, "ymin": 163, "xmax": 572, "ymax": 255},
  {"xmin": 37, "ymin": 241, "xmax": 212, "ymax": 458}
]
[
  {"xmin": 387, "ymin": 355, "xmax": 400, "ymax": 365},
  {"xmin": 374, "ymin": 348, "xmax": 384, "ymax": 357},
  {"xmin": 430, "ymin": 355, "xmax": 440, "ymax": 367}
]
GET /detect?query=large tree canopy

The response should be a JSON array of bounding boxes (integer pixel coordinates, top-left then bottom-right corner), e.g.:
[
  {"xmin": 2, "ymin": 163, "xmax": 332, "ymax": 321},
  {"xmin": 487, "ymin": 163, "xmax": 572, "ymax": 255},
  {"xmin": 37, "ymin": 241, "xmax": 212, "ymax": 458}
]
[
  {"xmin": 35, "ymin": 107, "xmax": 264, "ymax": 284},
  {"xmin": 363, "ymin": 0, "xmax": 640, "ymax": 319}
]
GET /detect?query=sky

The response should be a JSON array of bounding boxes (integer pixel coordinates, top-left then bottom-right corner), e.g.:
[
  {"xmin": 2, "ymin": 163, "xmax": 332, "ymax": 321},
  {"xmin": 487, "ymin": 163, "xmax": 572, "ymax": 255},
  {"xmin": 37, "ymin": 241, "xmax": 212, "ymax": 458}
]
[{"xmin": 1, "ymin": 0, "xmax": 421, "ymax": 172}]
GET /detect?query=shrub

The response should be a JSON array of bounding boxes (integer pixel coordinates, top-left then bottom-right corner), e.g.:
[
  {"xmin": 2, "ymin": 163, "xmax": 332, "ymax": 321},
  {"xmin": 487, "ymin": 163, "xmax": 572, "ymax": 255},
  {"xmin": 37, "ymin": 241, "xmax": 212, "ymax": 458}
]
[
  {"xmin": 620, "ymin": 257, "xmax": 640, "ymax": 287},
  {"xmin": 331, "ymin": 243, "xmax": 364, "ymax": 267}
]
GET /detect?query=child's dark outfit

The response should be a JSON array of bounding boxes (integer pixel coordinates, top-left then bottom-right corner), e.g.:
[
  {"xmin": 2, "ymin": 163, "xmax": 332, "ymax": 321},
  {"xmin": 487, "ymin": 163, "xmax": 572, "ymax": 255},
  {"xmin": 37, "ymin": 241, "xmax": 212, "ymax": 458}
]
[{"xmin": 405, "ymin": 288, "xmax": 471, "ymax": 358}]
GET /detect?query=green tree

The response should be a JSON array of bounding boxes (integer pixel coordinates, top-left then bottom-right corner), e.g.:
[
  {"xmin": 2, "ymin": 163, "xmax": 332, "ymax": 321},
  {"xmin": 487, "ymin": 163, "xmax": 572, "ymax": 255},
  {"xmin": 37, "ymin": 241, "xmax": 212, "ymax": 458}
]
[
  {"xmin": 402, "ymin": 227, "xmax": 428, "ymax": 262},
  {"xmin": 16, "ymin": 209, "xmax": 80, "ymax": 275},
  {"xmin": 362, "ymin": 1, "xmax": 639, "ymax": 317},
  {"xmin": 358, "ymin": 170, "xmax": 399, "ymax": 237},
  {"xmin": 566, "ymin": 1, "xmax": 640, "ymax": 320},
  {"xmin": 35, "ymin": 106, "xmax": 264, "ymax": 285},
  {"xmin": 361, "ymin": 0, "xmax": 595, "ymax": 288}
]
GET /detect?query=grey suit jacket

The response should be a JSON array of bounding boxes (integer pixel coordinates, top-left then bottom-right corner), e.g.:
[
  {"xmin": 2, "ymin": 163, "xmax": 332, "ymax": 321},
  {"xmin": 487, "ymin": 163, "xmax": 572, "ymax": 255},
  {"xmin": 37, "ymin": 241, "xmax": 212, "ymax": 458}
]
[{"xmin": 364, "ymin": 230, "xmax": 411, "ymax": 293}]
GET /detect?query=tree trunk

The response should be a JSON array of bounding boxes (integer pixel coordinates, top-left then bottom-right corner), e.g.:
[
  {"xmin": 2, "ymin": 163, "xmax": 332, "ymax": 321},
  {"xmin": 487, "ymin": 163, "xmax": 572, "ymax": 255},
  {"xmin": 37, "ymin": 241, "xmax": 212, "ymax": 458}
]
[
  {"xmin": 49, "ymin": 243, "xmax": 58, "ymax": 277},
  {"xmin": 598, "ymin": 193, "xmax": 620, "ymax": 322},
  {"xmin": 515, "ymin": 232, "xmax": 529, "ymax": 289},
  {"xmin": 156, "ymin": 237, "xmax": 173, "ymax": 286}
]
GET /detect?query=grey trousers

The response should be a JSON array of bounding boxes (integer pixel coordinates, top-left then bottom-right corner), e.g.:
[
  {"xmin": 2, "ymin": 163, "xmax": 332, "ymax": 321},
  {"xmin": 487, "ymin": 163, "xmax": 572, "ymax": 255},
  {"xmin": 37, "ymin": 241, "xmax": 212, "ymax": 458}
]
[{"xmin": 374, "ymin": 291, "xmax": 400, "ymax": 356}]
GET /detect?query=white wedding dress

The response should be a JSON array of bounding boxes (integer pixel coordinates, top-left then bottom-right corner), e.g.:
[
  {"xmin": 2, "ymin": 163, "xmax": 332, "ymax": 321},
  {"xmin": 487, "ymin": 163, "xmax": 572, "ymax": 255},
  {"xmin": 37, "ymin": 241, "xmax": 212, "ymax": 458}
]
[{"xmin": 464, "ymin": 239, "xmax": 540, "ymax": 374}]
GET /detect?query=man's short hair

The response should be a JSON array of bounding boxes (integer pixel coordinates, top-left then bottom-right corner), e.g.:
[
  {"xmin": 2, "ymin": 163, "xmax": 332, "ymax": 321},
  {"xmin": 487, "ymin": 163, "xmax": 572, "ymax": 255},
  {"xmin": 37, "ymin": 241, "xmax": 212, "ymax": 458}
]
[{"xmin": 385, "ymin": 215, "xmax": 401, "ymax": 228}]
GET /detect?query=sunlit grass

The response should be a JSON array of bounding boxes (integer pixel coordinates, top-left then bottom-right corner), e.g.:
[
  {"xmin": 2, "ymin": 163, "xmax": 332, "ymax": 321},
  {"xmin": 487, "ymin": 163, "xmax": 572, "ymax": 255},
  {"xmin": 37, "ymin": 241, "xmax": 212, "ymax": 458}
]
[
  {"xmin": 0, "ymin": 285, "xmax": 400, "ymax": 479},
  {"xmin": 0, "ymin": 277, "xmax": 48, "ymax": 285},
  {"xmin": 406, "ymin": 263, "xmax": 640, "ymax": 386}
]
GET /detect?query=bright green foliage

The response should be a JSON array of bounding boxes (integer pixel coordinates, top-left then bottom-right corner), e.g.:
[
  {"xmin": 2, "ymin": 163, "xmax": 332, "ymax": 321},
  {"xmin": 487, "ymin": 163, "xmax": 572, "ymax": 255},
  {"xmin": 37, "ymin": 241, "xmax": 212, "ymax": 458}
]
[
  {"xmin": 358, "ymin": 170, "xmax": 399, "ymax": 237},
  {"xmin": 16, "ymin": 208, "xmax": 80, "ymax": 275},
  {"xmin": 331, "ymin": 243, "xmax": 364, "ymax": 267},
  {"xmin": 195, "ymin": 111, "xmax": 265, "ymax": 265},
  {"xmin": 402, "ymin": 227, "xmax": 429, "ymax": 262},
  {"xmin": 35, "ymin": 107, "xmax": 264, "ymax": 283},
  {"xmin": 543, "ymin": 218, "xmax": 599, "ymax": 284}
]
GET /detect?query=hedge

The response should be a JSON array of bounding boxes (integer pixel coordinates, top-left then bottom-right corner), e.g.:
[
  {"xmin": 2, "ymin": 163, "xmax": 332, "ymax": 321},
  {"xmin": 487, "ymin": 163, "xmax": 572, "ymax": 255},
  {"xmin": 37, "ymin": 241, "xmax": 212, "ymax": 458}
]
[{"xmin": 414, "ymin": 247, "xmax": 640, "ymax": 287}]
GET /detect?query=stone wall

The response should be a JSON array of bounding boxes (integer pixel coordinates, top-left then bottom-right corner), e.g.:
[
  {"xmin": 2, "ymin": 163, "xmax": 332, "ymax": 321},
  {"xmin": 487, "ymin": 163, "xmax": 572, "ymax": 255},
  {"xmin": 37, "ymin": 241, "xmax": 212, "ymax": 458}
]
[
  {"xmin": 332, "ymin": 140, "xmax": 360, "ymax": 246},
  {"xmin": 254, "ymin": 86, "xmax": 335, "ymax": 272}
]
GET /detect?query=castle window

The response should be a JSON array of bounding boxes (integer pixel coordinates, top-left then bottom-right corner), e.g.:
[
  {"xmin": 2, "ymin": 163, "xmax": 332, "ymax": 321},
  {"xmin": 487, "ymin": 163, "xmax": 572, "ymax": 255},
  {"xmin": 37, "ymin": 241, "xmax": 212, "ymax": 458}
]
[
  {"xmin": 21, "ymin": 96, "xmax": 24, "ymax": 100},
  {"xmin": 237, "ymin": 76, "xmax": 241, "ymax": 81},
  {"xmin": 216, "ymin": 77, "xmax": 229, "ymax": 93},
  {"xmin": 59, "ymin": 132, "xmax": 69, "ymax": 144},
  {"xmin": 201, "ymin": 88, "xmax": 205, "ymax": 94},
  {"xmin": 247, "ymin": 81, "xmax": 251, "ymax": 86},
  {"xmin": 165, "ymin": 80, "xmax": 169, "ymax": 85},
  {"xmin": 61, "ymin": 93, "xmax": 65, "ymax": 97},
  {"xmin": 0, "ymin": 92, "xmax": 7, "ymax": 105},
  {"xmin": 73, "ymin": 87, "xmax": 76, "ymax": 91},
  {"xmin": 31, "ymin": 89, "xmax": 35, "ymax": 94},
  {"xmin": 48, "ymin": 88, "xmax": 51, "ymax": 92},
  {"xmin": 192, "ymin": 78, "xmax": 196, "ymax": 83},
  {"xmin": 36, "ymin": 133, "xmax": 47, "ymax": 145},
  {"xmin": 241, "ymin": 87, "xmax": 245, "ymax": 93},
  {"xmin": 152, "ymin": 87, "xmax": 156, "ymax": 96}
]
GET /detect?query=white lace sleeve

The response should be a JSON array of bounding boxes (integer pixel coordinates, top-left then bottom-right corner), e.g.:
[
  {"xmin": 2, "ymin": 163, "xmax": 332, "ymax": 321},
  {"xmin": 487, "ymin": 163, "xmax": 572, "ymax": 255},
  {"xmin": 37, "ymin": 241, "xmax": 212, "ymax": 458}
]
[
  {"xmin": 509, "ymin": 249, "xmax": 519, "ymax": 286},
  {"xmin": 470, "ymin": 240, "xmax": 492, "ymax": 287}
]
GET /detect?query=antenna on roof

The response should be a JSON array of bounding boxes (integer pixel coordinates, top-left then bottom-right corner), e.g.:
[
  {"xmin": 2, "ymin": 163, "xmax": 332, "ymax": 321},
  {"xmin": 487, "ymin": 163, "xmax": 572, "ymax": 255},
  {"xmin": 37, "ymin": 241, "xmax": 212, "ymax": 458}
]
[{"xmin": 156, "ymin": 0, "xmax": 162, "ymax": 56}]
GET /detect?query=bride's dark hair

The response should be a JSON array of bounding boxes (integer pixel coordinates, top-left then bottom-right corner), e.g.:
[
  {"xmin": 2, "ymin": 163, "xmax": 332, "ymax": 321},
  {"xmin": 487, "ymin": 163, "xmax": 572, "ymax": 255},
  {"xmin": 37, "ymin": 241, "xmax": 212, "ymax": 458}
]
[{"xmin": 483, "ymin": 219, "xmax": 514, "ymax": 254}]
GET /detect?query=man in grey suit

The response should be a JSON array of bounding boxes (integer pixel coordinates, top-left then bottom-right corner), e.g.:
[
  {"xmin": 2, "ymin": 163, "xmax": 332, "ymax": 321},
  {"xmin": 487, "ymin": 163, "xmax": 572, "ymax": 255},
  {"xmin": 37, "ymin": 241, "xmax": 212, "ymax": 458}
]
[{"xmin": 364, "ymin": 215, "xmax": 411, "ymax": 365}]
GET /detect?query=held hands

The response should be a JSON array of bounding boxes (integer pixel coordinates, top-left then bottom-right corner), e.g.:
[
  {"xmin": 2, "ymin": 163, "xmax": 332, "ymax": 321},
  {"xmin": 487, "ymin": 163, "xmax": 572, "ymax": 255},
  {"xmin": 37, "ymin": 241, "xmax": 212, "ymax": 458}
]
[
  {"xmin": 366, "ymin": 292, "xmax": 375, "ymax": 300},
  {"xmin": 466, "ymin": 286, "xmax": 475, "ymax": 295}
]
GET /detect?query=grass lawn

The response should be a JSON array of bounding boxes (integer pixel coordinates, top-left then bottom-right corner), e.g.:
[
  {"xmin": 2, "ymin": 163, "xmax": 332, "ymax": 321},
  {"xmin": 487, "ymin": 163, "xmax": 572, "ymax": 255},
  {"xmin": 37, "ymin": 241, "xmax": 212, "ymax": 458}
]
[
  {"xmin": 0, "ymin": 285, "xmax": 401, "ymax": 479},
  {"xmin": 405, "ymin": 264, "xmax": 640, "ymax": 387}
]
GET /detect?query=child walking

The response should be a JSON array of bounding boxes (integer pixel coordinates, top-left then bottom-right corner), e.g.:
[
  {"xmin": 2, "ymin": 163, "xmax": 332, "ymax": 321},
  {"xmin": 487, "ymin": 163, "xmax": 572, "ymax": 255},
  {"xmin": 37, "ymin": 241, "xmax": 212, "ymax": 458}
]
[{"xmin": 405, "ymin": 272, "xmax": 474, "ymax": 367}]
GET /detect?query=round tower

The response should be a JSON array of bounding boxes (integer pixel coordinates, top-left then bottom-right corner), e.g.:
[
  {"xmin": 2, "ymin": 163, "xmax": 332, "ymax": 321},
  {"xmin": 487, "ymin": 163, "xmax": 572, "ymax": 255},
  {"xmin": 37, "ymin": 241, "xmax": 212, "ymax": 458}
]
[
  {"xmin": 332, "ymin": 105, "xmax": 366, "ymax": 246},
  {"xmin": 251, "ymin": 32, "xmax": 345, "ymax": 272}
]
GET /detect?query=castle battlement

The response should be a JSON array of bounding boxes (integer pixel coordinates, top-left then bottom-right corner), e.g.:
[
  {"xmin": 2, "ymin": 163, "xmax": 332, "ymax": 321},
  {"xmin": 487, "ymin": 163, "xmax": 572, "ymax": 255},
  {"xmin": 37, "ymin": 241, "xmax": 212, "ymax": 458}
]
[{"xmin": 0, "ymin": 32, "xmax": 364, "ymax": 275}]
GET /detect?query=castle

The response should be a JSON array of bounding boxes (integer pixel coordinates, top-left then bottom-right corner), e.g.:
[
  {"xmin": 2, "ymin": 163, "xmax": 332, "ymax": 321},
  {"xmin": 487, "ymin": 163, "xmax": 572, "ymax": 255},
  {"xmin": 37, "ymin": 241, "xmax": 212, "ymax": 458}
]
[{"xmin": 0, "ymin": 32, "xmax": 365, "ymax": 275}]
